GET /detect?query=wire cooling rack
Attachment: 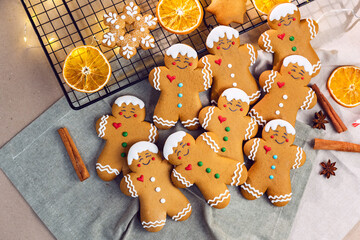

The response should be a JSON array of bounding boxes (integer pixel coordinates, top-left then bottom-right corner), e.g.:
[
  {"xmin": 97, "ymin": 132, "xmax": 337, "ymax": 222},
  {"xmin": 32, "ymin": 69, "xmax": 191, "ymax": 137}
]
[{"xmin": 21, "ymin": 0, "xmax": 314, "ymax": 110}]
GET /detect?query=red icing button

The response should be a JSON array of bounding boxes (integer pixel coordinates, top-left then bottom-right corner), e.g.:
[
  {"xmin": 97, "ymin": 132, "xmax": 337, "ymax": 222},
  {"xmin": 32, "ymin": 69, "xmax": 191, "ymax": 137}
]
[
  {"xmin": 133, "ymin": 114, "xmax": 137, "ymax": 117},
  {"xmin": 152, "ymin": 157, "xmax": 155, "ymax": 160},
  {"xmin": 288, "ymin": 71, "xmax": 291, "ymax": 74},
  {"xmin": 178, "ymin": 156, "xmax": 182, "ymax": 159},
  {"xmin": 277, "ymin": 33, "xmax": 285, "ymax": 40},
  {"xmin": 218, "ymin": 115, "xmax": 227, "ymax": 123},
  {"xmin": 286, "ymin": 139, "xmax": 289, "ymax": 142},
  {"xmin": 215, "ymin": 59, "xmax": 222, "ymax": 65},
  {"xmin": 167, "ymin": 75, "xmax": 176, "ymax": 82},
  {"xmin": 277, "ymin": 82, "xmax": 285, "ymax": 88},
  {"xmin": 293, "ymin": 18, "xmax": 296, "ymax": 21},
  {"xmin": 278, "ymin": 23, "xmax": 282, "ymax": 26},
  {"xmin": 240, "ymin": 108, "xmax": 243, "ymax": 111},
  {"xmin": 119, "ymin": 112, "xmax": 123, "ymax": 115},
  {"xmin": 264, "ymin": 145, "xmax": 271, "ymax": 154},
  {"xmin": 172, "ymin": 62, "xmax": 176, "ymax": 65},
  {"xmin": 185, "ymin": 164, "xmax": 192, "ymax": 170},
  {"xmin": 271, "ymin": 135, "xmax": 274, "ymax": 139},
  {"xmin": 112, "ymin": 122, "xmax": 122, "ymax": 129},
  {"xmin": 232, "ymin": 41, "xmax": 235, "ymax": 45},
  {"xmin": 189, "ymin": 63, "xmax": 193, "ymax": 66},
  {"xmin": 301, "ymin": 77, "xmax": 304, "ymax": 80},
  {"xmin": 137, "ymin": 164, "xmax": 141, "ymax": 167},
  {"xmin": 217, "ymin": 46, "xmax": 220, "ymax": 49},
  {"xmin": 137, "ymin": 175, "xmax": 144, "ymax": 182},
  {"xmin": 187, "ymin": 143, "xmax": 190, "ymax": 146},
  {"xmin": 223, "ymin": 104, "xmax": 227, "ymax": 107}
]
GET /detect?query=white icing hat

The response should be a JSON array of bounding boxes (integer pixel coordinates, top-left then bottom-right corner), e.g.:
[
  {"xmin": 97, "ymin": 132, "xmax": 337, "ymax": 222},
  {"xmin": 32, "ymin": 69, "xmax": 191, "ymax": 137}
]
[
  {"xmin": 269, "ymin": 3, "xmax": 298, "ymax": 21},
  {"xmin": 163, "ymin": 131, "xmax": 187, "ymax": 160},
  {"xmin": 127, "ymin": 141, "xmax": 159, "ymax": 165},
  {"xmin": 264, "ymin": 119, "xmax": 296, "ymax": 135},
  {"xmin": 114, "ymin": 95, "xmax": 145, "ymax": 109},
  {"xmin": 165, "ymin": 44, "xmax": 197, "ymax": 59},
  {"xmin": 221, "ymin": 88, "xmax": 250, "ymax": 105},
  {"xmin": 283, "ymin": 55, "xmax": 313, "ymax": 75},
  {"xmin": 206, "ymin": 26, "xmax": 239, "ymax": 48}
]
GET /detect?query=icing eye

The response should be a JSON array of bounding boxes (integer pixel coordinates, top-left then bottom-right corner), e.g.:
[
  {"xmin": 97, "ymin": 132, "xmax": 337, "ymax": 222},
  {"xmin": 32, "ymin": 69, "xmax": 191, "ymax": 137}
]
[
  {"xmin": 217, "ymin": 46, "xmax": 220, "ymax": 50},
  {"xmin": 286, "ymin": 139, "xmax": 289, "ymax": 142},
  {"xmin": 137, "ymin": 164, "xmax": 141, "ymax": 167},
  {"xmin": 172, "ymin": 62, "xmax": 176, "ymax": 65},
  {"xmin": 133, "ymin": 114, "xmax": 137, "ymax": 117},
  {"xmin": 152, "ymin": 157, "xmax": 155, "ymax": 160},
  {"xmin": 271, "ymin": 135, "xmax": 274, "ymax": 139},
  {"xmin": 223, "ymin": 104, "xmax": 227, "ymax": 107},
  {"xmin": 187, "ymin": 143, "xmax": 190, "ymax": 146},
  {"xmin": 189, "ymin": 63, "xmax": 193, "ymax": 66},
  {"xmin": 119, "ymin": 112, "xmax": 123, "ymax": 115},
  {"xmin": 278, "ymin": 23, "xmax": 281, "ymax": 26},
  {"xmin": 293, "ymin": 18, "xmax": 296, "ymax": 21},
  {"xmin": 232, "ymin": 41, "xmax": 235, "ymax": 45},
  {"xmin": 178, "ymin": 156, "xmax": 182, "ymax": 159}
]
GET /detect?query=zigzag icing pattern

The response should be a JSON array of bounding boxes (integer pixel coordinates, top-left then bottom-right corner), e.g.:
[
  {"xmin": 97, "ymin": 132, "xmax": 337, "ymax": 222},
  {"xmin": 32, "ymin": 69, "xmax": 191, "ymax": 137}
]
[
  {"xmin": 201, "ymin": 132, "xmax": 219, "ymax": 152},
  {"xmin": 292, "ymin": 147, "xmax": 303, "ymax": 169},
  {"xmin": 207, "ymin": 189, "xmax": 230, "ymax": 207},
  {"xmin": 201, "ymin": 56, "xmax": 212, "ymax": 90},
  {"xmin": 231, "ymin": 162, "xmax": 244, "ymax": 186},
  {"xmin": 172, "ymin": 203, "xmax": 191, "ymax": 221},
  {"xmin": 241, "ymin": 182, "xmax": 263, "ymax": 198},
  {"xmin": 96, "ymin": 163, "xmax": 120, "ymax": 175},
  {"xmin": 247, "ymin": 44, "xmax": 256, "ymax": 66},
  {"xmin": 124, "ymin": 174, "xmax": 138, "ymax": 197},
  {"xmin": 142, "ymin": 219, "xmax": 166, "ymax": 229},
  {"xmin": 245, "ymin": 118, "xmax": 257, "ymax": 140},
  {"xmin": 202, "ymin": 106, "xmax": 215, "ymax": 129},
  {"xmin": 249, "ymin": 91, "xmax": 261, "ymax": 102},
  {"xmin": 263, "ymin": 70, "xmax": 276, "ymax": 92},
  {"xmin": 268, "ymin": 193, "xmax": 292, "ymax": 203},
  {"xmin": 182, "ymin": 118, "xmax": 199, "ymax": 128},
  {"xmin": 312, "ymin": 60, "xmax": 321, "ymax": 74},
  {"xmin": 153, "ymin": 115, "xmax": 177, "ymax": 127},
  {"xmin": 148, "ymin": 124, "xmax": 157, "ymax": 142},
  {"xmin": 172, "ymin": 169, "xmax": 193, "ymax": 187},
  {"xmin": 153, "ymin": 67, "xmax": 161, "ymax": 90},
  {"xmin": 262, "ymin": 32, "xmax": 274, "ymax": 53},
  {"xmin": 300, "ymin": 89, "xmax": 315, "ymax": 110},
  {"xmin": 306, "ymin": 18, "xmax": 316, "ymax": 39},
  {"xmin": 98, "ymin": 115, "xmax": 109, "ymax": 138},
  {"xmin": 248, "ymin": 138, "xmax": 260, "ymax": 160},
  {"xmin": 249, "ymin": 109, "xmax": 266, "ymax": 126}
]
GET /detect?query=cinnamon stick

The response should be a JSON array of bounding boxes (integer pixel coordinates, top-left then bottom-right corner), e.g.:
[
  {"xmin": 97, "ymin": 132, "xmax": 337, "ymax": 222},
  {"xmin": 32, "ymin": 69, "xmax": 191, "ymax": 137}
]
[
  {"xmin": 58, "ymin": 127, "xmax": 90, "ymax": 181},
  {"xmin": 311, "ymin": 84, "xmax": 347, "ymax": 133},
  {"xmin": 314, "ymin": 138, "xmax": 360, "ymax": 152}
]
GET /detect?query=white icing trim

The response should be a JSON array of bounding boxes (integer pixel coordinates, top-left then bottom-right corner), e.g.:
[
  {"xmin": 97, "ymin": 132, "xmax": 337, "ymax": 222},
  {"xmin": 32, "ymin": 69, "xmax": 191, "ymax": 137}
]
[
  {"xmin": 115, "ymin": 96, "xmax": 145, "ymax": 109},
  {"xmin": 263, "ymin": 70, "xmax": 277, "ymax": 92},
  {"xmin": 200, "ymin": 133, "xmax": 219, "ymax": 153},
  {"xmin": 246, "ymin": 44, "xmax": 256, "ymax": 66},
  {"xmin": 248, "ymin": 138, "xmax": 260, "ymax": 160},
  {"xmin": 292, "ymin": 147, "xmax": 303, "ymax": 169},
  {"xmin": 141, "ymin": 35, "xmax": 155, "ymax": 48},
  {"xmin": 312, "ymin": 60, "xmax": 321, "ymax": 74},
  {"xmin": 268, "ymin": 193, "xmax": 292, "ymax": 203},
  {"xmin": 207, "ymin": 189, "xmax": 230, "ymax": 207},
  {"xmin": 96, "ymin": 163, "xmax": 119, "ymax": 175},
  {"xmin": 163, "ymin": 131, "xmax": 187, "ymax": 160},
  {"xmin": 269, "ymin": 3, "xmax": 298, "ymax": 21},
  {"xmin": 306, "ymin": 18, "xmax": 316, "ymax": 39},
  {"xmin": 152, "ymin": 67, "xmax": 161, "ymax": 91},
  {"xmin": 206, "ymin": 26, "xmax": 239, "ymax": 48},
  {"xmin": 244, "ymin": 118, "xmax": 257, "ymax": 140},
  {"xmin": 201, "ymin": 56, "xmax": 212, "ymax": 90},
  {"xmin": 172, "ymin": 203, "xmax": 191, "ymax": 221},
  {"xmin": 153, "ymin": 115, "xmax": 177, "ymax": 127},
  {"xmin": 142, "ymin": 219, "xmax": 166, "ymax": 229},
  {"xmin": 300, "ymin": 89, "xmax": 315, "ymax": 110},
  {"xmin": 172, "ymin": 169, "xmax": 193, "ymax": 187},
  {"xmin": 98, "ymin": 115, "xmax": 109, "ymax": 138},
  {"xmin": 221, "ymin": 88, "xmax": 250, "ymax": 104},
  {"xmin": 127, "ymin": 141, "xmax": 159, "ymax": 165},
  {"xmin": 249, "ymin": 109, "xmax": 266, "ymax": 126},
  {"xmin": 241, "ymin": 182, "xmax": 263, "ymax": 198},
  {"xmin": 249, "ymin": 91, "xmax": 261, "ymax": 102},
  {"xmin": 261, "ymin": 32, "xmax": 274, "ymax": 53},
  {"xmin": 230, "ymin": 162, "xmax": 245, "ymax": 186},
  {"xmin": 202, "ymin": 106, "xmax": 215, "ymax": 130},
  {"xmin": 264, "ymin": 119, "xmax": 296, "ymax": 135},
  {"xmin": 148, "ymin": 124, "xmax": 157, "ymax": 143},
  {"xmin": 181, "ymin": 118, "xmax": 199, "ymax": 128},
  {"xmin": 283, "ymin": 55, "xmax": 313, "ymax": 75},
  {"xmin": 166, "ymin": 44, "xmax": 197, "ymax": 59},
  {"xmin": 124, "ymin": 174, "xmax": 138, "ymax": 197}
]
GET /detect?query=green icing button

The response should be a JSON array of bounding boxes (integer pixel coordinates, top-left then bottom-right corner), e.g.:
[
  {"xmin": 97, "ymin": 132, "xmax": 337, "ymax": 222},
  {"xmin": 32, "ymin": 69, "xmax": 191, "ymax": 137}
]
[
  {"xmin": 221, "ymin": 147, "xmax": 226, "ymax": 152},
  {"xmin": 225, "ymin": 127, "xmax": 230, "ymax": 132},
  {"xmin": 122, "ymin": 131, "xmax": 128, "ymax": 137},
  {"xmin": 289, "ymin": 36, "xmax": 295, "ymax": 41},
  {"xmin": 214, "ymin": 173, "xmax": 220, "ymax": 179},
  {"xmin": 206, "ymin": 168, "xmax": 211, "ymax": 173},
  {"xmin": 121, "ymin": 153, "xmax": 126, "ymax": 157},
  {"xmin": 292, "ymin": 46, "xmax": 297, "ymax": 51},
  {"xmin": 122, "ymin": 142, "xmax": 127, "ymax": 147},
  {"xmin": 198, "ymin": 161, "xmax": 203, "ymax": 167},
  {"xmin": 223, "ymin": 136, "xmax": 228, "ymax": 141}
]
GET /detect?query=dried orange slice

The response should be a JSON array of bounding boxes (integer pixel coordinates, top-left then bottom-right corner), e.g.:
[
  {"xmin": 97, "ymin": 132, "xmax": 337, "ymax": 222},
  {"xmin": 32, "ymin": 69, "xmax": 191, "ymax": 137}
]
[
  {"xmin": 252, "ymin": 0, "xmax": 291, "ymax": 15},
  {"xmin": 327, "ymin": 66, "xmax": 360, "ymax": 108},
  {"xmin": 63, "ymin": 45, "xmax": 111, "ymax": 93},
  {"xmin": 156, "ymin": 0, "xmax": 203, "ymax": 35}
]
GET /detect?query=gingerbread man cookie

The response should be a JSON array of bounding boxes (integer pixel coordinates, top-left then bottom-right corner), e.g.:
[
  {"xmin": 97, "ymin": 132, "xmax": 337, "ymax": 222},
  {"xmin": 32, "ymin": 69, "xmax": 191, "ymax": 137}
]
[
  {"xmin": 207, "ymin": 0, "xmax": 247, "ymax": 25},
  {"xmin": 249, "ymin": 55, "xmax": 317, "ymax": 127},
  {"xmin": 95, "ymin": 96, "xmax": 158, "ymax": 181},
  {"xmin": 241, "ymin": 120, "xmax": 306, "ymax": 207},
  {"xmin": 101, "ymin": 1, "xmax": 158, "ymax": 59},
  {"xmin": 199, "ymin": 88, "xmax": 258, "ymax": 178},
  {"xmin": 200, "ymin": 26, "xmax": 260, "ymax": 105},
  {"xmin": 258, "ymin": 3, "xmax": 321, "ymax": 76},
  {"xmin": 120, "ymin": 142, "xmax": 191, "ymax": 232},
  {"xmin": 163, "ymin": 131, "xmax": 244, "ymax": 209},
  {"xmin": 149, "ymin": 44, "xmax": 212, "ymax": 130}
]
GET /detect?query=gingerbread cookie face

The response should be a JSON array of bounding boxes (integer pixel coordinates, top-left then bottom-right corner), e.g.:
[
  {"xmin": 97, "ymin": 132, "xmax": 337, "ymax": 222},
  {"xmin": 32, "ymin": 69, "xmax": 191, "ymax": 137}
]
[
  {"xmin": 95, "ymin": 96, "xmax": 158, "ymax": 181},
  {"xmin": 249, "ymin": 55, "xmax": 317, "ymax": 127},
  {"xmin": 163, "ymin": 131, "xmax": 245, "ymax": 209},
  {"xmin": 201, "ymin": 26, "xmax": 260, "ymax": 104},
  {"xmin": 259, "ymin": 3, "xmax": 321, "ymax": 76},
  {"xmin": 206, "ymin": 0, "xmax": 247, "ymax": 25},
  {"xmin": 101, "ymin": 1, "xmax": 158, "ymax": 59},
  {"xmin": 149, "ymin": 44, "xmax": 212, "ymax": 130},
  {"xmin": 241, "ymin": 120, "xmax": 306, "ymax": 207},
  {"xmin": 120, "ymin": 142, "xmax": 192, "ymax": 232}
]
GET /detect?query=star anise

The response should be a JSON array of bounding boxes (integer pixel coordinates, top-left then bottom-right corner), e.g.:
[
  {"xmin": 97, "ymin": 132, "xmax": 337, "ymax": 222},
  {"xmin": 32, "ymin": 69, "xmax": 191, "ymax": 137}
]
[
  {"xmin": 320, "ymin": 160, "xmax": 337, "ymax": 179},
  {"xmin": 312, "ymin": 110, "xmax": 329, "ymax": 130}
]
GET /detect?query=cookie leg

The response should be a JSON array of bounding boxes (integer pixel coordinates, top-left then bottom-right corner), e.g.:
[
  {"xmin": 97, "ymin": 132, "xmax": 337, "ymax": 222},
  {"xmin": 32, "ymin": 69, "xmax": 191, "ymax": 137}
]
[
  {"xmin": 229, "ymin": 162, "xmax": 248, "ymax": 186},
  {"xmin": 180, "ymin": 111, "xmax": 200, "ymax": 131},
  {"xmin": 240, "ymin": 178, "xmax": 267, "ymax": 201},
  {"xmin": 96, "ymin": 142, "xmax": 125, "ymax": 181},
  {"xmin": 168, "ymin": 198, "xmax": 192, "ymax": 222},
  {"xmin": 198, "ymin": 182, "xmax": 231, "ymax": 209},
  {"xmin": 267, "ymin": 186, "xmax": 292, "ymax": 207},
  {"xmin": 249, "ymin": 108, "xmax": 267, "ymax": 127},
  {"xmin": 153, "ymin": 104, "xmax": 178, "ymax": 130},
  {"xmin": 140, "ymin": 212, "xmax": 167, "ymax": 232}
]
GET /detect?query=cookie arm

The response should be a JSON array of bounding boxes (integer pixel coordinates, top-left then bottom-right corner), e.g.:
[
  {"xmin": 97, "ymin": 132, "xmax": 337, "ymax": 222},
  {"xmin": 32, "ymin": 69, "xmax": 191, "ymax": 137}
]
[
  {"xmin": 171, "ymin": 168, "xmax": 194, "ymax": 188},
  {"xmin": 196, "ymin": 132, "xmax": 221, "ymax": 153},
  {"xmin": 120, "ymin": 173, "xmax": 139, "ymax": 198},
  {"xmin": 239, "ymin": 44, "xmax": 258, "ymax": 66},
  {"xmin": 195, "ymin": 59, "xmax": 213, "ymax": 91},
  {"xmin": 198, "ymin": 106, "xmax": 222, "ymax": 131},
  {"xmin": 243, "ymin": 138, "xmax": 264, "ymax": 161},
  {"xmin": 290, "ymin": 146, "xmax": 306, "ymax": 169},
  {"xmin": 258, "ymin": 31, "xmax": 275, "ymax": 54},
  {"xmin": 259, "ymin": 70, "xmax": 279, "ymax": 93},
  {"xmin": 304, "ymin": 18, "xmax": 319, "ymax": 40},
  {"xmin": 138, "ymin": 122, "xmax": 158, "ymax": 143},
  {"xmin": 300, "ymin": 88, "xmax": 317, "ymax": 110},
  {"xmin": 149, "ymin": 66, "xmax": 169, "ymax": 91},
  {"xmin": 243, "ymin": 117, "xmax": 258, "ymax": 140}
]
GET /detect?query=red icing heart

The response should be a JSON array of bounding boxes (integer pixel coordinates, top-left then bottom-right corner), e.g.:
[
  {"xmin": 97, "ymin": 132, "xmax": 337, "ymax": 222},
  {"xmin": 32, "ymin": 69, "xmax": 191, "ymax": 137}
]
[
  {"xmin": 112, "ymin": 122, "xmax": 122, "ymax": 129},
  {"xmin": 137, "ymin": 175, "xmax": 144, "ymax": 182},
  {"xmin": 185, "ymin": 164, "xmax": 192, "ymax": 170},
  {"xmin": 167, "ymin": 75, "xmax": 176, "ymax": 82},
  {"xmin": 215, "ymin": 59, "xmax": 222, "ymax": 65},
  {"xmin": 277, "ymin": 33, "xmax": 285, "ymax": 40},
  {"xmin": 264, "ymin": 146, "xmax": 271, "ymax": 154},
  {"xmin": 277, "ymin": 82, "xmax": 285, "ymax": 88},
  {"xmin": 218, "ymin": 115, "xmax": 227, "ymax": 123}
]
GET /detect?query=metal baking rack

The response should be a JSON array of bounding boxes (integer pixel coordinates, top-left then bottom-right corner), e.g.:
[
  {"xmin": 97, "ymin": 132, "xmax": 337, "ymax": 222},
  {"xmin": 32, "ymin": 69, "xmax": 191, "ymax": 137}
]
[{"xmin": 21, "ymin": 0, "xmax": 314, "ymax": 110}]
